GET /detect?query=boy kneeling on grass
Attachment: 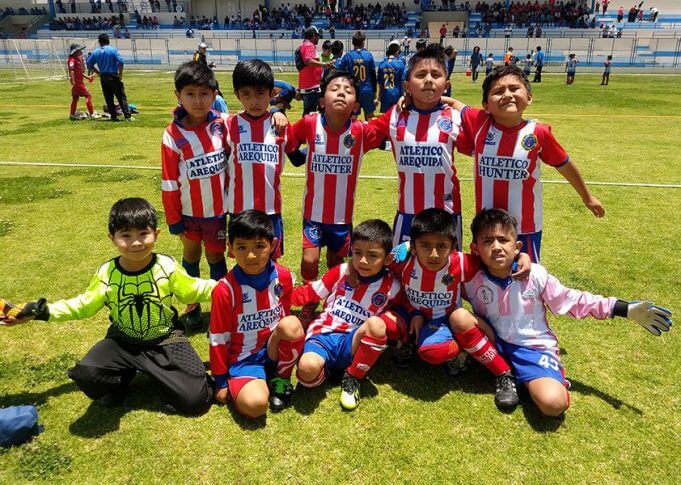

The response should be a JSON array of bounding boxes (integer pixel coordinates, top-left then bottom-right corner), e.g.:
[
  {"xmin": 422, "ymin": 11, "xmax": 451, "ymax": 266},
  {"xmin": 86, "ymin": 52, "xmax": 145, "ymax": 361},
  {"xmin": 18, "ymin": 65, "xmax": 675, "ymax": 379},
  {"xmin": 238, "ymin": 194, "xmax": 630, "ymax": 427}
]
[
  {"xmin": 3, "ymin": 198, "xmax": 216, "ymax": 415},
  {"xmin": 463, "ymin": 208, "xmax": 672, "ymax": 416},
  {"xmin": 209, "ymin": 210, "xmax": 305, "ymax": 418},
  {"xmin": 293, "ymin": 219, "xmax": 402, "ymax": 410}
]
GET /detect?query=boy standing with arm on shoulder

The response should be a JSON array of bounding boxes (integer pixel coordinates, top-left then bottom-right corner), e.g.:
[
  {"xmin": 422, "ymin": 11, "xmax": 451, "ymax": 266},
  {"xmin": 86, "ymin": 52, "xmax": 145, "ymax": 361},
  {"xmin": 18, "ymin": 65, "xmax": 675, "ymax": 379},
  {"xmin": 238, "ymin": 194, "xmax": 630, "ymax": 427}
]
[
  {"xmin": 463, "ymin": 208, "xmax": 672, "ymax": 416},
  {"xmin": 209, "ymin": 210, "xmax": 305, "ymax": 417},
  {"xmin": 3, "ymin": 198, "xmax": 216, "ymax": 415},
  {"xmin": 161, "ymin": 61, "xmax": 230, "ymax": 329},
  {"xmin": 293, "ymin": 220, "xmax": 402, "ymax": 410}
]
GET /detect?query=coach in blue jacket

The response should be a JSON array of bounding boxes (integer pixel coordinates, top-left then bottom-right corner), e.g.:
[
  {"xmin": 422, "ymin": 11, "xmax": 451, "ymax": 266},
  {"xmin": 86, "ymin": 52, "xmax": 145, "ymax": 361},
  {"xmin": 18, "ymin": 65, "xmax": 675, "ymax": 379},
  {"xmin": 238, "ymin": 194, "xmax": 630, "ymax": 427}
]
[{"xmin": 87, "ymin": 33, "xmax": 131, "ymax": 121}]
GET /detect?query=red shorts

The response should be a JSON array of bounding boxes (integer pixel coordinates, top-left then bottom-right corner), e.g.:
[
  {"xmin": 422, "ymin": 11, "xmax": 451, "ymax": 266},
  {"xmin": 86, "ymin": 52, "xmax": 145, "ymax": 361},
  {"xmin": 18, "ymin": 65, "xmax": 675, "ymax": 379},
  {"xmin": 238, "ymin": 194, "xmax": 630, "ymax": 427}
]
[
  {"xmin": 182, "ymin": 215, "xmax": 227, "ymax": 253},
  {"xmin": 71, "ymin": 83, "xmax": 90, "ymax": 97}
]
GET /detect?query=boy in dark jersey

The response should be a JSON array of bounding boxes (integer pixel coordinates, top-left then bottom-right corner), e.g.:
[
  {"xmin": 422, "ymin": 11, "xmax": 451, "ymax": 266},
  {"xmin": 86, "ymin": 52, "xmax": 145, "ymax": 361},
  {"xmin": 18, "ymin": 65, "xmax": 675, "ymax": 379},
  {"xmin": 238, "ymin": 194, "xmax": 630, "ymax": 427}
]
[
  {"xmin": 338, "ymin": 30, "xmax": 378, "ymax": 120},
  {"xmin": 5, "ymin": 198, "xmax": 216, "ymax": 415}
]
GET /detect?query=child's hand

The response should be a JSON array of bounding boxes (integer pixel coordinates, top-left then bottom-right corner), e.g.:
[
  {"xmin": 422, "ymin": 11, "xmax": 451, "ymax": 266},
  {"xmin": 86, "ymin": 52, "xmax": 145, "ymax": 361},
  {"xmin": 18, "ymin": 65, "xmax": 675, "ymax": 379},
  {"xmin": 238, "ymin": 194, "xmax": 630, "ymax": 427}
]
[
  {"xmin": 409, "ymin": 315, "xmax": 424, "ymax": 341},
  {"xmin": 395, "ymin": 93, "xmax": 412, "ymax": 112},
  {"xmin": 627, "ymin": 302, "xmax": 672, "ymax": 336},
  {"xmin": 214, "ymin": 387, "xmax": 229, "ymax": 404},
  {"xmin": 387, "ymin": 241, "xmax": 411, "ymax": 265},
  {"xmin": 511, "ymin": 253, "xmax": 532, "ymax": 280},
  {"xmin": 271, "ymin": 111, "xmax": 289, "ymax": 135},
  {"xmin": 584, "ymin": 195, "xmax": 605, "ymax": 218},
  {"xmin": 0, "ymin": 315, "xmax": 35, "ymax": 326}
]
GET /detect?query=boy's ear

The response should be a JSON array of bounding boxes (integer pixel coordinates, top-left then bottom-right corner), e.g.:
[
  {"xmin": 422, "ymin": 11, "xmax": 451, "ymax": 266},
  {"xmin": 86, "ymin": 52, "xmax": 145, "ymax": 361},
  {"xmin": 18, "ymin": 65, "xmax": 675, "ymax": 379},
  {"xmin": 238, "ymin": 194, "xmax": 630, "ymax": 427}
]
[
  {"xmin": 352, "ymin": 101, "xmax": 360, "ymax": 114},
  {"xmin": 444, "ymin": 78, "xmax": 451, "ymax": 93},
  {"xmin": 482, "ymin": 100, "xmax": 489, "ymax": 112},
  {"xmin": 514, "ymin": 240, "xmax": 523, "ymax": 256},
  {"xmin": 526, "ymin": 91, "xmax": 533, "ymax": 105},
  {"xmin": 269, "ymin": 238, "xmax": 279, "ymax": 255},
  {"xmin": 226, "ymin": 242, "xmax": 234, "ymax": 259},
  {"xmin": 174, "ymin": 90, "xmax": 181, "ymax": 102},
  {"xmin": 108, "ymin": 233, "xmax": 115, "ymax": 243},
  {"xmin": 470, "ymin": 241, "xmax": 480, "ymax": 256},
  {"xmin": 154, "ymin": 228, "xmax": 161, "ymax": 238}
]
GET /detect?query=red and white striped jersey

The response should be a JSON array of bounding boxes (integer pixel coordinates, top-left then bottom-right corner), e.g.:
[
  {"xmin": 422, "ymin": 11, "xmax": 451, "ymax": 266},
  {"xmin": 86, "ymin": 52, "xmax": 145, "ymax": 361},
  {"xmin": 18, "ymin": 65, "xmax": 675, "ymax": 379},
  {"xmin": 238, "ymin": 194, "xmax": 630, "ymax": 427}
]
[
  {"xmin": 289, "ymin": 113, "xmax": 384, "ymax": 224},
  {"xmin": 394, "ymin": 252, "xmax": 479, "ymax": 320},
  {"xmin": 161, "ymin": 108, "xmax": 230, "ymax": 229},
  {"xmin": 225, "ymin": 112, "xmax": 296, "ymax": 215},
  {"xmin": 457, "ymin": 106, "xmax": 569, "ymax": 234},
  {"xmin": 208, "ymin": 262, "xmax": 294, "ymax": 375},
  {"xmin": 291, "ymin": 263, "xmax": 401, "ymax": 336},
  {"xmin": 370, "ymin": 105, "xmax": 463, "ymax": 215}
]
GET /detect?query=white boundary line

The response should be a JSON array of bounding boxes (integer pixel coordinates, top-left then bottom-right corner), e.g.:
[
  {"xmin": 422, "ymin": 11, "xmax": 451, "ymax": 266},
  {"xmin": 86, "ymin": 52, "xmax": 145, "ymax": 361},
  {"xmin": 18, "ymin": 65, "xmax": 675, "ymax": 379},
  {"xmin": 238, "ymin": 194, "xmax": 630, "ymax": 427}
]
[{"xmin": 1, "ymin": 160, "xmax": 680, "ymax": 189}]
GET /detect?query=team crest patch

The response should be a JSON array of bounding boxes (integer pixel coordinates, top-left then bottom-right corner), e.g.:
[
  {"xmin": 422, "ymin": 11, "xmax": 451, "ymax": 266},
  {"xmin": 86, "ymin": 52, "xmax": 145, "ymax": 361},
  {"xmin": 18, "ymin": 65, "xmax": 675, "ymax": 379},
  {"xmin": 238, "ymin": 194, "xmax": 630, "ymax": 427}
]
[
  {"xmin": 475, "ymin": 285, "xmax": 495, "ymax": 305},
  {"xmin": 343, "ymin": 134, "xmax": 356, "ymax": 149},
  {"xmin": 437, "ymin": 116, "xmax": 453, "ymax": 133},
  {"xmin": 274, "ymin": 283, "xmax": 283, "ymax": 297},
  {"xmin": 176, "ymin": 137, "xmax": 189, "ymax": 149},
  {"xmin": 371, "ymin": 292, "xmax": 387, "ymax": 307},
  {"xmin": 210, "ymin": 121, "xmax": 224, "ymax": 136},
  {"xmin": 521, "ymin": 133, "xmax": 538, "ymax": 151},
  {"xmin": 442, "ymin": 273, "xmax": 456, "ymax": 285}
]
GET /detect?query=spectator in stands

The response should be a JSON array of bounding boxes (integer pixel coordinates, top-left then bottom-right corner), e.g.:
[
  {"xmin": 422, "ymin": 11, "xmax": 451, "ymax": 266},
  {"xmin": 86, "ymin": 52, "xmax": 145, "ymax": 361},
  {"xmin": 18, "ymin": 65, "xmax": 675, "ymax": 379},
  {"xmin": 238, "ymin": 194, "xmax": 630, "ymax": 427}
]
[
  {"xmin": 186, "ymin": 27, "xmax": 194, "ymax": 38},
  {"xmin": 533, "ymin": 45, "xmax": 544, "ymax": 82},
  {"xmin": 87, "ymin": 33, "xmax": 131, "ymax": 122},
  {"xmin": 603, "ymin": 0, "xmax": 610, "ymax": 15},
  {"xmin": 402, "ymin": 35, "xmax": 411, "ymax": 56},
  {"xmin": 617, "ymin": 5, "xmax": 624, "ymax": 22},
  {"xmin": 298, "ymin": 26, "xmax": 330, "ymax": 115},
  {"xmin": 535, "ymin": 25, "xmax": 542, "ymax": 38},
  {"xmin": 650, "ymin": 7, "xmax": 658, "ymax": 22},
  {"xmin": 504, "ymin": 46, "xmax": 514, "ymax": 65},
  {"xmin": 601, "ymin": 54, "xmax": 612, "ymax": 85}
]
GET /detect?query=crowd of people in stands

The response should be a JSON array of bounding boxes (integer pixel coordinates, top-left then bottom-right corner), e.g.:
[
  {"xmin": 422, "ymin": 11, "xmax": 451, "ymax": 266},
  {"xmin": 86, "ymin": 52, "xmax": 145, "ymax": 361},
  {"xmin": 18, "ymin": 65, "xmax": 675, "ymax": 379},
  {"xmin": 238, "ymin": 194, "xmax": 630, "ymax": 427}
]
[
  {"xmin": 49, "ymin": 14, "xmax": 125, "ymax": 31},
  {"xmin": 475, "ymin": 1, "xmax": 596, "ymax": 29},
  {"xmin": 54, "ymin": 0, "xmax": 129, "ymax": 14},
  {"xmin": 0, "ymin": 6, "xmax": 47, "ymax": 19}
]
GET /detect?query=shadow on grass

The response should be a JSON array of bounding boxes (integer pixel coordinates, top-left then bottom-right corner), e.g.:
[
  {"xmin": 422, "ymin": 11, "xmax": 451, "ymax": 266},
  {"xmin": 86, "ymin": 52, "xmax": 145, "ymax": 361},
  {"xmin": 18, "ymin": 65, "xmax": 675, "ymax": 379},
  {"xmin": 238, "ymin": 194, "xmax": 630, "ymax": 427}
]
[
  {"xmin": 224, "ymin": 403, "xmax": 267, "ymax": 430},
  {"xmin": 569, "ymin": 378, "xmax": 642, "ymax": 415},
  {"xmin": 0, "ymin": 381, "xmax": 78, "ymax": 408},
  {"xmin": 519, "ymin": 399, "xmax": 565, "ymax": 433}
]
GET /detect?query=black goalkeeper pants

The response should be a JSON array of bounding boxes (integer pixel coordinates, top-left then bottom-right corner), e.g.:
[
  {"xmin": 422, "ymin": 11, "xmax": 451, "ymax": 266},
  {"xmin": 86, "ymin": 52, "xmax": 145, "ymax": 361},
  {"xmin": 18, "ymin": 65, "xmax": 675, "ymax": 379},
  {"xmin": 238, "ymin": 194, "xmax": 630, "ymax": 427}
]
[
  {"xmin": 100, "ymin": 74, "xmax": 130, "ymax": 120},
  {"xmin": 67, "ymin": 338, "xmax": 213, "ymax": 415}
]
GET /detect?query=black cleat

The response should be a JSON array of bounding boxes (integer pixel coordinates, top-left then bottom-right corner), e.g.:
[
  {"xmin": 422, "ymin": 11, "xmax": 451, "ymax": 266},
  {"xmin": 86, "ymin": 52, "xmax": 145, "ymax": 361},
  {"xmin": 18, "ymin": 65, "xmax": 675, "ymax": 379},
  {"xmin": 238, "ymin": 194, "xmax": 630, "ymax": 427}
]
[
  {"xmin": 268, "ymin": 377, "xmax": 293, "ymax": 411},
  {"xmin": 393, "ymin": 342, "xmax": 416, "ymax": 368},
  {"xmin": 494, "ymin": 371, "xmax": 520, "ymax": 409}
]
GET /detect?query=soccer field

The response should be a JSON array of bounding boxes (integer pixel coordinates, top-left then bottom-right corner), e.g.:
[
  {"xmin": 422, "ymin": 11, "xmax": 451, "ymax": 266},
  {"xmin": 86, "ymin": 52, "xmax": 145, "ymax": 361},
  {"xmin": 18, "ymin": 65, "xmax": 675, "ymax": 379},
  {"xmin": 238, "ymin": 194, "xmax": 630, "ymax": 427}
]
[{"xmin": 0, "ymin": 70, "xmax": 679, "ymax": 482}]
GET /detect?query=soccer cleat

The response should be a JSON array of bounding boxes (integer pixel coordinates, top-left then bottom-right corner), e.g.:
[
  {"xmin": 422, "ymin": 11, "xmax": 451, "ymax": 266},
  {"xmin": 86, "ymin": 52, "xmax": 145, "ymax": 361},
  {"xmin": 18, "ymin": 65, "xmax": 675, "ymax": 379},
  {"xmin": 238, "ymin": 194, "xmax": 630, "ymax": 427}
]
[
  {"xmin": 90, "ymin": 111, "xmax": 102, "ymax": 119},
  {"xmin": 340, "ymin": 371, "xmax": 360, "ymax": 411},
  {"xmin": 393, "ymin": 342, "xmax": 415, "ymax": 368},
  {"xmin": 494, "ymin": 371, "xmax": 520, "ymax": 409},
  {"xmin": 183, "ymin": 303, "xmax": 203, "ymax": 331},
  {"xmin": 268, "ymin": 377, "xmax": 294, "ymax": 411},
  {"xmin": 445, "ymin": 352, "xmax": 470, "ymax": 377},
  {"xmin": 124, "ymin": 116, "xmax": 135, "ymax": 122}
]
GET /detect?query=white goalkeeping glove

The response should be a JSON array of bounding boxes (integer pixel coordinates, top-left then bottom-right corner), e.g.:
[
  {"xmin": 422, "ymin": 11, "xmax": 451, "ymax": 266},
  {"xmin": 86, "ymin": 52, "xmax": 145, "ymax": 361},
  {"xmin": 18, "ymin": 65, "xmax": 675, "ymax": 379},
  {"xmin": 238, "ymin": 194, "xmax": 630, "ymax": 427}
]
[{"xmin": 625, "ymin": 301, "xmax": 673, "ymax": 336}]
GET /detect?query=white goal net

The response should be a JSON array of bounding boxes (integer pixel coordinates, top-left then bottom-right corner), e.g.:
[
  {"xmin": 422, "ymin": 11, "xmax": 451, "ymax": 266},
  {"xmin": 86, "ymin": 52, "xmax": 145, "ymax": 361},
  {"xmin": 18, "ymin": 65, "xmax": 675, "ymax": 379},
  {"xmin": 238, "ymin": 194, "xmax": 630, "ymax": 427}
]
[{"xmin": 9, "ymin": 39, "xmax": 68, "ymax": 81}]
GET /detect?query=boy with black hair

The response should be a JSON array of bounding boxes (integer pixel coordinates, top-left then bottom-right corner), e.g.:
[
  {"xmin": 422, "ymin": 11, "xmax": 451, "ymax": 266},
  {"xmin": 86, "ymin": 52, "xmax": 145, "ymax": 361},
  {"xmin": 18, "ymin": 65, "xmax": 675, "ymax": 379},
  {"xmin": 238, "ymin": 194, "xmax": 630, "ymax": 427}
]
[
  {"xmin": 293, "ymin": 219, "xmax": 401, "ymax": 410},
  {"xmin": 225, "ymin": 59, "xmax": 294, "ymax": 261},
  {"xmin": 322, "ymin": 40, "xmax": 345, "ymax": 79},
  {"xmin": 338, "ymin": 30, "xmax": 378, "ymax": 120},
  {"xmin": 209, "ymin": 210, "xmax": 305, "ymax": 417},
  {"xmin": 161, "ymin": 60, "xmax": 230, "ymax": 329},
  {"xmin": 287, "ymin": 70, "xmax": 386, "ymax": 287},
  {"xmin": 601, "ymin": 55, "xmax": 612, "ymax": 85},
  {"xmin": 5, "ymin": 198, "xmax": 216, "ymax": 415},
  {"xmin": 390, "ymin": 208, "xmax": 527, "ymax": 409},
  {"xmin": 463, "ymin": 208, "xmax": 672, "ymax": 416},
  {"xmin": 320, "ymin": 39, "xmax": 333, "ymax": 63},
  {"xmin": 377, "ymin": 40, "xmax": 405, "ymax": 114}
]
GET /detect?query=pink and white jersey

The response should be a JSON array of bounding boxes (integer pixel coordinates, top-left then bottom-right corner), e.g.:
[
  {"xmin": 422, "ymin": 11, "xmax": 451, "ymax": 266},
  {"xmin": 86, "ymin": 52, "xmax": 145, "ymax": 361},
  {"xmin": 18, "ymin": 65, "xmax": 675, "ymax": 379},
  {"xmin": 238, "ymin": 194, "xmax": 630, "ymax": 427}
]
[
  {"xmin": 370, "ymin": 105, "xmax": 463, "ymax": 215},
  {"xmin": 458, "ymin": 106, "xmax": 569, "ymax": 234},
  {"xmin": 394, "ymin": 252, "xmax": 479, "ymax": 320},
  {"xmin": 290, "ymin": 113, "xmax": 384, "ymax": 224},
  {"xmin": 463, "ymin": 264, "xmax": 616, "ymax": 355},
  {"xmin": 225, "ymin": 112, "xmax": 296, "ymax": 215},
  {"xmin": 161, "ymin": 108, "xmax": 230, "ymax": 227},
  {"xmin": 209, "ymin": 263, "xmax": 294, "ymax": 375},
  {"xmin": 291, "ymin": 263, "xmax": 401, "ymax": 336}
]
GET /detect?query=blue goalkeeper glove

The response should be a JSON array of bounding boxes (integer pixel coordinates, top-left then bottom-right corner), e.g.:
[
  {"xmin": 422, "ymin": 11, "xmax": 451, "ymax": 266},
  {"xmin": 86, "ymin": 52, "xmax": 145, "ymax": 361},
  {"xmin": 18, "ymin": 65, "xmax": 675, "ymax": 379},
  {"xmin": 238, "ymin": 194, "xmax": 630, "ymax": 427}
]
[
  {"xmin": 627, "ymin": 301, "xmax": 672, "ymax": 336},
  {"xmin": 389, "ymin": 242, "xmax": 411, "ymax": 264}
]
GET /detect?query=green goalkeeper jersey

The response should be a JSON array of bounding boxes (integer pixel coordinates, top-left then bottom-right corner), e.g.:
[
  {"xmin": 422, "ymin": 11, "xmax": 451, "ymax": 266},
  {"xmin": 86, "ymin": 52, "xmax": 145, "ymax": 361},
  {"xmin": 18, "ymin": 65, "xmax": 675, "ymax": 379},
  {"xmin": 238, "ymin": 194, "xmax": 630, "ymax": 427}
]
[{"xmin": 46, "ymin": 253, "xmax": 216, "ymax": 344}]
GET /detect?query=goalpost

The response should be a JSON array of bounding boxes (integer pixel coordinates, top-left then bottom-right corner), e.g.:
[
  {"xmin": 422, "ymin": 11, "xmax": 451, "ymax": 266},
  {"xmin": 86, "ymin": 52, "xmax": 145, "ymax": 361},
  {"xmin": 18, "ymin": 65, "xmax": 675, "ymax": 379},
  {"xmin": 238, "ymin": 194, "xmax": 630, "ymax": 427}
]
[{"xmin": 10, "ymin": 39, "xmax": 68, "ymax": 81}]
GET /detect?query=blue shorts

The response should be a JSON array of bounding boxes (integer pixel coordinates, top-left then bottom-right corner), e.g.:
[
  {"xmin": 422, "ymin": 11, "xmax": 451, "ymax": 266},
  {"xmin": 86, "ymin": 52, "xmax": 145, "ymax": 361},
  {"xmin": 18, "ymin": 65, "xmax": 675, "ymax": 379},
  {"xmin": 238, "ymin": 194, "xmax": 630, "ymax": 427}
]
[
  {"xmin": 302, "ymin": 219, "xmax": 352, "ymax": 256},
  {"xmin": 229, "ymin": 212, "xmax": 284, "ymax": 258},
  {"xmin": 392, "ymin": 211, "xmax": 462, "ymax": 250},
  {"xmin": 358, "ymin": 90, "xmax": 376, "ymax": 117},
  {"xmin": 567, "ymin": 70, "xmax": 576, "ymax": 77},
  {"xmin": 517, "ymin": 231, "xmax": 542, "ymax": 263},
  {"xmin": 417, "ymin": 317, "xmax": 454, "ymax": 347},
  {"xmin": 303, "ymin": 328, "xmax": 359, "ymax": 374},
  {"xmin": 495, "ymin": 338, "xmax": 569, "ymax": 387},
  {"xmin": 228, "ymin": 345, "xmax": 275, "ymax": 380}
]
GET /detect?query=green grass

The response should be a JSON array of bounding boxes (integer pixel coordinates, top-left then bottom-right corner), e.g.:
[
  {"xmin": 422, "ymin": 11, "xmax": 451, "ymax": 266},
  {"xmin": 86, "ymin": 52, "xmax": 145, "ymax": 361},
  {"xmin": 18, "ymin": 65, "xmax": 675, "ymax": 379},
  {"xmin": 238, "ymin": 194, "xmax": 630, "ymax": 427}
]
[{"xmin": 0, "ymin": 70, "xmax": 680, "ymax": 483}]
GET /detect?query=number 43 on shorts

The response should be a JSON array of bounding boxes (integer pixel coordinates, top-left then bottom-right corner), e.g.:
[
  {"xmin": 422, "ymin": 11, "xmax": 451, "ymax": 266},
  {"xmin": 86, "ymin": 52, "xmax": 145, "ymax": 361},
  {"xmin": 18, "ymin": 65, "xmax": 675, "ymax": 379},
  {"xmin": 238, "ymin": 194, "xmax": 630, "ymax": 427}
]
[{"xmin": 538, "ymin": 354, "xmax": 560, "ymax": 371}]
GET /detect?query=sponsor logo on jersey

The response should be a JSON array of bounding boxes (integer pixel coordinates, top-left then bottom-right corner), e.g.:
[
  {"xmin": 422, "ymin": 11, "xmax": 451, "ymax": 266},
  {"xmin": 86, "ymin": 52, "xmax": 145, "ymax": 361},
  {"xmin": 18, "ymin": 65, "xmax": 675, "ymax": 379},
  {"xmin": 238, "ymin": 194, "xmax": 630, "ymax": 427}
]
[
  {"xmin": 242, "ymin": 291, "xmax": 252, "ymax": 304},
  {"xmin": 236, "ymin": 142, "xmax": 279, "ymax": 164},
  {"xmin": 397, "ymin": 145, "xmax": 444, "ymax": 169},
  {"xmin": 478, "ymin": 155, "xmax": 530, "ymax": 180},
  {"xmin": 409, "ymin": 268, "xmax": 418, "ymax": 279},
  {"xmin": 521, "ymin": 288, "xmax": 539, "ymax": 299},
  {"xmin": 210, "ymin": 121, "xmax": 224, "ymax": 136},
  {"xmin": 437, "ymin": 116, "xmax": 453, "ymax": 133},
  {"xmin": 485, "ymin": 131, "xmax": 496, "ymax": 146},
  {"xmin": 475, "ymin": 285, "xmax": 495, "ymax": 305},
  {"xmin": 217, "ymin": 229, "xmax": 226, "ymax": 241},
  {"xmin": 238, "ymin": 124, "xmax": 247, "ymax": 134},
  {"xmin": 371, "ymin": 292, "xmax": 387, "ymax": 307},
  {"xmin": 237, "ymin": 306, "xmax": 282, "ymax": 332},
  {"xmin": 314, "ymin": 134, "xmax": 324, "ymax": 145},
  {"xmin": 343, "ymin": 134, "xmax": 356, "ymax": 149},
  {"xmin": 310, "ymin": 153, "xmax": 353, "ymax": 174},
  {"xmin": 521, "ymin": 133, "xmax": 538, "ymax": 151}
]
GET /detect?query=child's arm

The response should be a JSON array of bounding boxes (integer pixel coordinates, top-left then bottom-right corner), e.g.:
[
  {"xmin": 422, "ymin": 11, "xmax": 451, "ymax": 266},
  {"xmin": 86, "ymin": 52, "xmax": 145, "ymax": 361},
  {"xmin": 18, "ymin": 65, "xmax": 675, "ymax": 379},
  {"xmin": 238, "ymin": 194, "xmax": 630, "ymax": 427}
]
[
  {"xmin": 270, "ymin": 110, "xmax": 289, "ymax": 135},
  {"xmin": 160, "ymin": 131, "xmax": 185, "ymax": 235},
  {"xmin": 208, "ymin": 282, "xmax": 233, "ymax": 403},
  {"xmin": 541, "ymin": 270, "xmax": 672, "ymax": 335},
  {"xmin": 290, "ymin": 265, "xmax": 341, "ymax": 306},
  {"xmin": 555, "ymin": 161, "xmax": 605, "ymax": 217},
  {"xmin": 170, "ymin": 259, "xmax": 218, "ymax": 304},
  {"xmin": 284, "ymin": 119, "xmax": 307, "ymax": 167}
]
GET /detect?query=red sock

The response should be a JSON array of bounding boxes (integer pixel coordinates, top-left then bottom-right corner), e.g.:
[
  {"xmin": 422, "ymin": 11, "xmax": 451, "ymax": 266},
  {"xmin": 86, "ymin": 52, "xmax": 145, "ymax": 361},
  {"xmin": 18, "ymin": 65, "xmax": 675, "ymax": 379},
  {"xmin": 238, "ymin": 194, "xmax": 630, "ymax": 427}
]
[
  {"xmin": 70, "ymin": 96, "xmax": 78, "ymax": 115},
  {"xmin": 455, "ymin": 327, "xmax": 510, "ymax": 376},
  {"xmin": 276, "ymin": 335, "xmax": 304, "ymax": 379},
  {"xmin": 347, "ymin": 335, "xmax": 387, "ymax": 380},
  {"xmin": 86, "ymin": 96, "xmax": 94, "ymax": 114}
]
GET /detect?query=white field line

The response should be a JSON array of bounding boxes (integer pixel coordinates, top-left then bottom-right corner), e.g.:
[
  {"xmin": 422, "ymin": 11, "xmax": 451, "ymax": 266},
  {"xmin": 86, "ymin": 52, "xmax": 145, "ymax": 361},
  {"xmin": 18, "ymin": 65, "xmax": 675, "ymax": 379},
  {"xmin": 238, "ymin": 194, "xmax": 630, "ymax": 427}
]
[{"xmin": 1, "ymin": 160, "xmax": 680, "ymax": 189}]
